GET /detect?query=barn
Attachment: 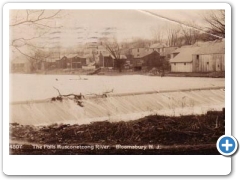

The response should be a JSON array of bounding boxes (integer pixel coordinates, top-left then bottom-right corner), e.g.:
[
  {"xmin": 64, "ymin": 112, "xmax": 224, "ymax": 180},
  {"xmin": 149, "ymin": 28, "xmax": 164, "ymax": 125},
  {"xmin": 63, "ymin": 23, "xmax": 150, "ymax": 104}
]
[
  {"xmin": 41, "ymin": 57, "xmax": 59, "ymax": 70},
  {"xmin": 170, "ymin": 40, "xmax": 225, "ymax": 73},
  {"xmin": 56, "ymin": 56, "xmax": 68, "ymax": 69},
  {"xmin": 192, "ymin": 41, "xmax": 225, "ymax": 72},
  {"xmin": 131, "ymin": 51, "xmax": 163, "ymax": 70},
  {"xmin": 56, "ymin": 54, "xmax": 86, "ymax": 69},
  {"xmin": 143, "ymin": 51, "xmax": 163, "ymax": 68},
  {"xmin": 11, "ymin": 58, "xmax": 31, "ymax": 73}
]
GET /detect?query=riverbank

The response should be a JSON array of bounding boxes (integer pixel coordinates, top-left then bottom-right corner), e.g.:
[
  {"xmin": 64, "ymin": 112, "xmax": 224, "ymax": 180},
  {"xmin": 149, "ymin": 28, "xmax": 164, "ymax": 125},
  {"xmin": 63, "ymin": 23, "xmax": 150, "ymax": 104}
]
[{"xmin": 10, "ymin": 110, "xmax": 224, "ymax": 155}]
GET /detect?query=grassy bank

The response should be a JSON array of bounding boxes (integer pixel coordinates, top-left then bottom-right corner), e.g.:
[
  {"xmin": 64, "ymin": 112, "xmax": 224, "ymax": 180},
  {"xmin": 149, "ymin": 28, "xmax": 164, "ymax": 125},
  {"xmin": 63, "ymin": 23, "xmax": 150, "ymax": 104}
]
[{"xmin": 10, "ymin": 110, "xmax": 224, "ymax": 155}]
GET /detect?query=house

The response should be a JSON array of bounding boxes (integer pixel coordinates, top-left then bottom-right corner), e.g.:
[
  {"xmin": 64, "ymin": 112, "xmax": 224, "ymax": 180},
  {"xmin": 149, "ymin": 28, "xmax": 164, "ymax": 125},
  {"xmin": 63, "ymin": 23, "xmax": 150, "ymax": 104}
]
[
  {"xmin": 130, "ymin": 43, "xmax": 176, "ymax": 63},
  {"xmin": 82, "ymin": 43, "xmax": 110, "ymax": 64},
  {"xmin": 56, "ymin": 56, "xmax": 68, "ymax": 69},
  {"xmin": 98, "ymin": 53, "xmax": 127, "ymax": 70},
  {"xmin": 147, "ymin": 43, "xmax": 167, "ymax": 54},
  {"xmin": 98, "ymin": 54, "xmax": 114, "ymax": 68},
  {"xmin": 192, "ymin": 41, "xmax": 225, "ymax": 72},
  {"xmin": 43, "ymin": 57, "xmax": 59, "ymax": 70},
  {"xmin": 162, "ymin": 47, "xmax": 178, "ymax": 59},
  {"xmin": 94, "ymin": 45, "xmax": 110, "ymax": 63},
  {"xmin": 56, "ymin": 54, "xmax": 86, "ymax": 69},
  {"xmin": 170, "ymin": 46, "xmax": 200, "ymax": 72},
  {"xmin": 67, "ymin": 54, "xmax": 86, "ymax": 69},
  {"xmin": 82, "ymin": 43, "xmax": 97, "ymax": 63},
  {"xmin": 131, "ymin": 51, "xmax": 163, "ymax": 70},
  {"xmin": 111, "ymin": 55, "xmax": 127, "ymax": 70},
  {"xmin": 130, "ymin": 48, "xmax": 148, "ymax": 58},
  {"xmin": 11, "ymin": 58, "xmax": 31, "ymax": 73},
  {"xmin": 170, "ymin": 40, "xmax": 225, "ymax": 72}
]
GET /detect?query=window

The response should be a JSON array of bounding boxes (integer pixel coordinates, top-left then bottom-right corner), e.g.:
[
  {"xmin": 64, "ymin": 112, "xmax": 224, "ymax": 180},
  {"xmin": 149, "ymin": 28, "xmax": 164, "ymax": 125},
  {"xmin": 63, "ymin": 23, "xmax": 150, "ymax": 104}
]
[
  {"xmin": 207, "ymin": 62, "xmax": 209, "ymax": 65},
  {"xmin": 174, "ymin": 63, "xmax": 176, "ymax": 65},
  {"xmin": 184, "ymin": 63, "xmax": 186, "ymax": 65},
  {"xmin": 137, "ymin": 48, "xmax": 139, "ymax": 52},
  {"xmin": 196, "ymin": 55, "xmax": 199, "ymax": 59}
]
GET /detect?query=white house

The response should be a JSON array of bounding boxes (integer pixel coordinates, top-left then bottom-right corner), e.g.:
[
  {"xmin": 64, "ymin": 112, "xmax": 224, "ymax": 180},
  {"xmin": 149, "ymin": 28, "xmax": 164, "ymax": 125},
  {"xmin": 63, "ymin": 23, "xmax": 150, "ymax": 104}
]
[{"xmin": 170, "ymin": 46, "xmax": 200, "ymax": 72}]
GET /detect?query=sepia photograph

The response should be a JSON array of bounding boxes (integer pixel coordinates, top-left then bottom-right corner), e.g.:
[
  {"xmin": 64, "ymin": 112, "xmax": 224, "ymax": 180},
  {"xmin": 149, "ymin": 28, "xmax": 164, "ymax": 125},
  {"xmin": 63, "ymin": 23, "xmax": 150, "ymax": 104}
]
[{"xmin": 9, "ymin": 8, "xmax": 225, "ymax": 155}]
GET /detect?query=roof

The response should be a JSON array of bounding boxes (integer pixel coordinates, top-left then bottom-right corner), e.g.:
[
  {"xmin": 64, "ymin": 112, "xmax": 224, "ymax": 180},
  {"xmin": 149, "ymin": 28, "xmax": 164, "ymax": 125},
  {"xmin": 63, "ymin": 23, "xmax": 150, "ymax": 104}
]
[
  {"xmin": 99, "ymin": 50, "xmax": 111, "ymax": 57},
  {"xmin": 170, "ymin": 46, "xmax": 201, "ymax": 63},
  {"xmin": 66, "ymin": 54, "xmax": 79, "ymax": 59},
  {"xmin": 193, "ymin": 41, "xmax": 225, "ymax": 55},
  {"xmin": 136, "ymin": 52, "xmax": 151, "ymax": 58},
  {"xmin": 119, "ymin": 55, "xmax": 127, "ymax": 59},
  {"xmin": 82, "ymin": 54, "xmax": 92, "ymax": 59},
  {"xmin": 134, "ymin": 51, "xmax": 160, "ymax": 59},
  {"xmin": 134, "ymin": 50, "xmax": 159, "ymax": 58},
  {"xmin": 111, "ymin": 55, "xmax": 127, "ymax": 59},
  {"xmin": 120, "ymin": 48, "xmax": 130, "ymax": 55},
  {"xmin": 99, "ymin": 54, "xmax": 113, "ymax": 58},
  {"xmin": 130, "ymin": 47, "xmax": 146, "ymax": 50},
  {"xmin": 164, "ymin": 47, "xmax": 178, "ymax": 55}
]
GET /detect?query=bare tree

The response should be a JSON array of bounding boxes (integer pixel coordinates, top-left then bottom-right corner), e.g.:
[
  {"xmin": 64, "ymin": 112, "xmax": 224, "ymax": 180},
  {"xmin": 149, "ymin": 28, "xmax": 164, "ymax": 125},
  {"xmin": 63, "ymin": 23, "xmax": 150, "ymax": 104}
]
[
  {"xmin": 166, "ymin": 25, "xmax": 181, "ymax": 47},
  {"xmin": 32, "ymin": 49, "xmax": 53, "ymax": 71},
  {"xmin": 204, "ymin": 10, "xmax": 225, "ymax": 38},
  {"xmin": 180, "ymin": 22, "xmax": 201, "ymax": 45},
  {"xmin": 10, "ymin": 10, "xmax": 63, "ymax": 71},
  {"xmin": 10, "ymin": 10, "xmax": 62, "ymax": 27},
  {"xmin": 101, "ymin": 37, "xmax": 125, "ymax": 72},
  {"xmin": 127, "ymin": 37, "xmax": 146, "ymax": 48},
  {"xmin": 104, "ymin": 38, "xmax": 121, "ymax": 59},
  {"xmin": 151, "ymin": 25, "xmax": 165, "ymax": 44}
]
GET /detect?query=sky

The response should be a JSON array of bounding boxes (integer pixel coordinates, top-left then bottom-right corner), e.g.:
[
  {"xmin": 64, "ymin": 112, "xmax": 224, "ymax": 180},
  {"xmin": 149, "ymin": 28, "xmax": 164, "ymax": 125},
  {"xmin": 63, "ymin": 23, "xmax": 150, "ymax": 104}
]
[
  {"xmin": 10, "ymin": 9, "xmax": 216, "ymax": 56},
  {"xmin": 59, "ymin": 9, "xmax": 209, "ymax": 42}
]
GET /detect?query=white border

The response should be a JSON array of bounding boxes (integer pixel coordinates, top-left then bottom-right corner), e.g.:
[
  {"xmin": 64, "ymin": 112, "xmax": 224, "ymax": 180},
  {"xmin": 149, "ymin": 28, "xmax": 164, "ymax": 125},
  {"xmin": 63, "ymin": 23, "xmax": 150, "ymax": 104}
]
[{"xmin": 3, "ymin": 3, "xmax": 231, "ymax": 175}]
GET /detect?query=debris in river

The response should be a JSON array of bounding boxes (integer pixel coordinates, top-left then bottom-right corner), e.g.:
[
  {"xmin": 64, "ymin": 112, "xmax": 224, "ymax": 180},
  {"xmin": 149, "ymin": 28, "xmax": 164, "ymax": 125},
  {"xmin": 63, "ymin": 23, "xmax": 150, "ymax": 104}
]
[
  {"xmin": 52, "ymin": 86, "xmax": 85, "ymax": 106},
  {"xmin": 51, "ymin": 96, "xmax": 63, "ymax": 102}
]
